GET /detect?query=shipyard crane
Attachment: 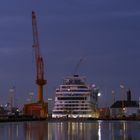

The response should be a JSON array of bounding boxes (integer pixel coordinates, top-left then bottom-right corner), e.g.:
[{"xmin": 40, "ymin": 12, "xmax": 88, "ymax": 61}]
[
  {"xmin": 74, "ymin": 57, "xmax": 85, "ymax": 75},
  {"xmin": 32, "ymin": 11, "xmax": 46, "ymax": 103}
]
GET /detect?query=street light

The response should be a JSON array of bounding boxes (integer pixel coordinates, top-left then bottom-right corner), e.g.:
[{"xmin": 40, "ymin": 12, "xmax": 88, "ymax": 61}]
[
  {"xmin": 111, "ymin": 90, "xmax": 115, "ymax": 104},
  {"xmin": 9, "ymin": 87, "xmax": 15, "ymax": 110},
  {"xmin": 120, "ymin": 84, "xmax": 125, "ymax": 116}
]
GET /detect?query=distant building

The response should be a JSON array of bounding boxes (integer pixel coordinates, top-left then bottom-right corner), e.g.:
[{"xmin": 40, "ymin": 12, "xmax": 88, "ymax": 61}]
[
  {"xmin": 98, "ymin": 108, "xmax": 110, "ymax": 118},
  {"xmin": 110, "ymin": 90, "xmax": 139, "ymax": 117},
  {"xmin": 0, "ymin": 106, "xmax": 7, "ymax": 116}
]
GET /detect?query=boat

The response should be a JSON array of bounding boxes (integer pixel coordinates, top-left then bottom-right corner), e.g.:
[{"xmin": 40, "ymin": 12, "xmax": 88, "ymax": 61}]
[{"xmin": 52, "ymin": 74, "xmax": 99, "ymax": 118}]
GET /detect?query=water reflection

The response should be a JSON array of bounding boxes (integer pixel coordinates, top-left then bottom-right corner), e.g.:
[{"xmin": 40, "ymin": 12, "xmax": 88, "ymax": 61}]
[
  {"xmin": 24, "ymin": 122, "xmax": 48, "ymax": 140},
  {"xmin": 109, "ymin": 121, "xmax": 134, "ymax": 140},
  {"xmin": 0, "ymin": 121, "xmax": 140, "ymax": 140},
  {"xmin": 0, "ymin": 122, "xmax": 24, "ymax": 140},
  {"xmin": 49, "ymin": 122, "xmax": 99, "ymax": 140}
]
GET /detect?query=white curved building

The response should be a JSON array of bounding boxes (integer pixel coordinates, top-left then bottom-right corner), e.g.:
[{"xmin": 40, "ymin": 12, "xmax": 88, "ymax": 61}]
[{"xmin": 52, "ymin": 75, "xmax": 99, "ymax": 118}]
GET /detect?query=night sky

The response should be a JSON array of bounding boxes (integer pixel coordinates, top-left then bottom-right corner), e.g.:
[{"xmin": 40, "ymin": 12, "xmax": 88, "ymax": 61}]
[{"xmin": 0, "ymin": 0, "xmax": 140, "ymax": 107}]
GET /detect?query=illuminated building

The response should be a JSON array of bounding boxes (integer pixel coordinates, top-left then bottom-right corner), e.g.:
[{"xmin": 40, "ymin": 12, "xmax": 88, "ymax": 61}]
[
  {"xmin": 52, "ymin": 75, "xmax": 99, "ymax": 118},
  {"xmin": 110, "ymin": 89, "xmax": 139, "ymax": 117}
]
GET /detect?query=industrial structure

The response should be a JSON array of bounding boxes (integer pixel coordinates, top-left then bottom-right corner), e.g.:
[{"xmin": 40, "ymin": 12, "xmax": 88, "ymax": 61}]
[{"xmin": 24, "ymin": 11, "xmax": 48, "ymax": 118}]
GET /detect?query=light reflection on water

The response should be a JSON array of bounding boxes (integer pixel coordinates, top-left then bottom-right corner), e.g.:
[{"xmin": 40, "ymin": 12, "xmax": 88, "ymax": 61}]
[{"xmin": 0, "ymin": 121, "xmax": 140, "ymax": 140}]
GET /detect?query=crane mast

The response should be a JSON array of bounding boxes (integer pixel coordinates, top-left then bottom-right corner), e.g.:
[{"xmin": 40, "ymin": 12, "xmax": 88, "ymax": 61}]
[{"xmin": 32, "ymin": 11, "xmax": 46, "ymax": 103}]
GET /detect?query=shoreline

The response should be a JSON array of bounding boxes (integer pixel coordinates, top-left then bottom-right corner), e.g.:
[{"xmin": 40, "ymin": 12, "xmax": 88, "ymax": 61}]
[
  {"xmin": 46, "ymin": 117, "xmax": 140, "ymax": 122},
  {"xmin": 0, "ymin": 116, "xmax": 140, "ymax": 123}
]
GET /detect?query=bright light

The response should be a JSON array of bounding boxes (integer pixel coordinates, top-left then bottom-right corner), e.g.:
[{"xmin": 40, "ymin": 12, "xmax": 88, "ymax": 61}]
[
  {"xmin": 123, "ymin": 108, "xmax": 126, "ymax": 111},
  {"xmin": 91, "ymin": 84, "xmax": 96, "ymax": 88},
  {"xmin": 120, "ymin": 84, "xmax": 124, "ymax": 88},
  {"xmin": 48, "ymin": 98, "xmax": 53, "ymax": 101},
  {"xmin": 98, "ymin": 92, "xmax": 101, "ymax": 97}
]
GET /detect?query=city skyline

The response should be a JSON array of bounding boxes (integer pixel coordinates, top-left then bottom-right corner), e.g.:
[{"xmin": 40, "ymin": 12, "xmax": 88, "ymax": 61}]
[{"xmin": 0, "ymin": 0, "xmax": 140, "ymax": 107}]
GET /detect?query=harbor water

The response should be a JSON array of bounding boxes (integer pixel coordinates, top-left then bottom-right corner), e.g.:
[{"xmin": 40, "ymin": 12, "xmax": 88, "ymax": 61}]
[{"xmin": 0, "ymin": 120, "xmax": 140, "ymax": 140}]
